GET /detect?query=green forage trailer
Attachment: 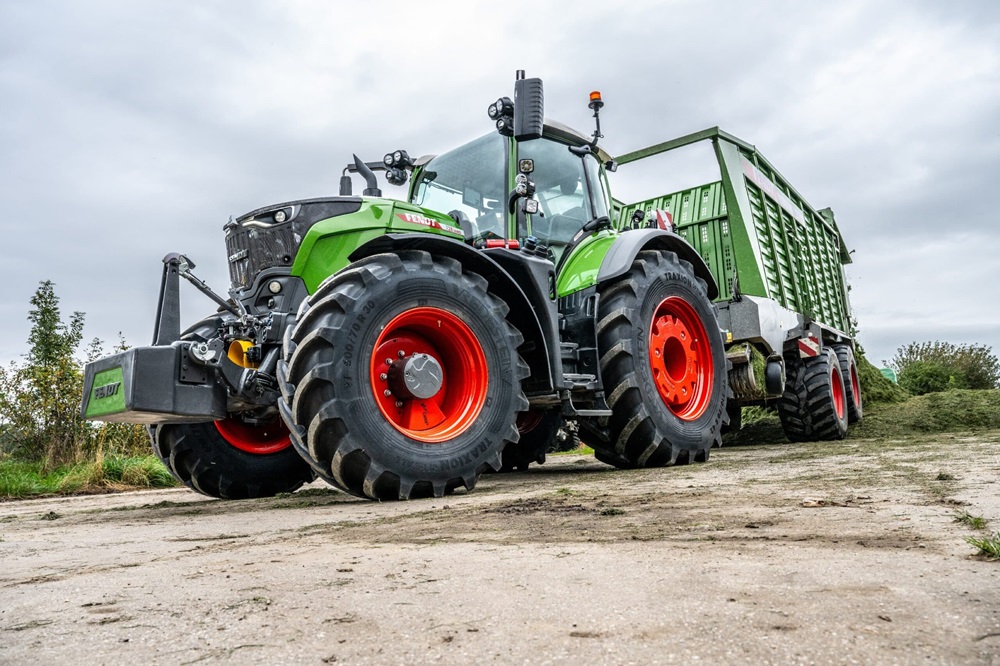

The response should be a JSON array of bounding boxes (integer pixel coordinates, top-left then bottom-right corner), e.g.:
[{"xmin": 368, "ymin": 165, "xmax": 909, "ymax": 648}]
[
  {"xmin": 613, "ymin": 128, "xmax": 861, "ymax": 440},
  {"xmin": 82, "ymin": 73, "xmax": 859, "ymax": 502}
]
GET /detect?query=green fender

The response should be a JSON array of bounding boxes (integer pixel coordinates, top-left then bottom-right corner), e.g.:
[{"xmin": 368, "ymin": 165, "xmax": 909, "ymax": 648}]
[{"xmin": 557, "ymin": 228, "xmax": 718, "ymax": 299}]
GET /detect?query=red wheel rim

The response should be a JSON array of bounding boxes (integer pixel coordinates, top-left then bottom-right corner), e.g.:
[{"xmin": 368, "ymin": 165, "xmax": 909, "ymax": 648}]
[
  {"xmin": 648, "ymin": 296, "xmax": 715, "ymax": 421},
  {"xmin": 214, "ymin": 418, "xmax": 292, "ymax": 455},
  {"xmin": 370, "ymin": 307, "xmax": 488, "ymax": 443},
  {"xmin": 831, "ymin": 364, "xmax": 846, "ymax": 420}
]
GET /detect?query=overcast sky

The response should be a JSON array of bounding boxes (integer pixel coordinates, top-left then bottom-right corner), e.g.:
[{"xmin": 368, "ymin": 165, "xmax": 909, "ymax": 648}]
[{"xmin": 1, "ymin": 0, "xmax": 998, "ymax": 368}]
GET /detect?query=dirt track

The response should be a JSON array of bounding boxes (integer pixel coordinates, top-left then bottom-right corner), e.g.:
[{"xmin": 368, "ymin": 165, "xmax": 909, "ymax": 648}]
[{"xmin": 2, "ymin": 433, "xmax": 999, "ymax": 665}]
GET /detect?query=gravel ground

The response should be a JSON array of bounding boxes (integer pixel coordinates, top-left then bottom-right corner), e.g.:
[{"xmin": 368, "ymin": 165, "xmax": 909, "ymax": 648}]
[{"xmin": 1, "ymin": 431, "xmax": 998, "ymax": 665}]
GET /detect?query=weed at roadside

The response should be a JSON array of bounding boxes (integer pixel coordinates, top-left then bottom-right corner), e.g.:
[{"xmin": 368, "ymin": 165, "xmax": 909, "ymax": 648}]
[
  {"xmin": 966, "ymin": 533, "xmax": 1000, "ymax": 559},
  {"xmin": 955, "ymin": 511, "xmax": 988, "ymax": 530},
  {"xmin": 0, "ymin": 456, "xmax": 178, "ymax": 500}
]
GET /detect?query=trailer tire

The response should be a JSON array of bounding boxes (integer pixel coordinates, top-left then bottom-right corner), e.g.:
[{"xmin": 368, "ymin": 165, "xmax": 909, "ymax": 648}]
[
  {"xmin": 277, "ymin": 251, "xmax": 529, "ymax": 500},
  {"xmin": 581, "ymin": 250, "xmax": 730, "ymax": 468},
  {"xmin": 150, "ymin": 419, "xmax": 314, "ymax": 499},
  {"xmin": 833, "ymin": 344, "xmax": 863, "ymax": 423},
  {"xmin": 498, "ymin": 412, "xmax": 562, "ymax": 472},
  {"xmin": 777, "ymin": 348, "xmax": 849, "ymax": 442}
]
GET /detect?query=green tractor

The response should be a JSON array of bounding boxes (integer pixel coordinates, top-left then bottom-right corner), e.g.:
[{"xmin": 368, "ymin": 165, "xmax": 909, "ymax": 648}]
[{"xmin": 81, "ymin": 71, "xmax": 732, "ymax": 500}]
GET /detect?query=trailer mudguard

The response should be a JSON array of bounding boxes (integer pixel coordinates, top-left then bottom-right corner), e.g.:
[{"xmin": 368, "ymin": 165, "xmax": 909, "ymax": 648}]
[
  {"xmin": 348, "ymin": 233, "xmax": 558, "ymax": 395},
  {"xmin": 597, "ymin": 228, "xmax": 719, "ymax": 300}
]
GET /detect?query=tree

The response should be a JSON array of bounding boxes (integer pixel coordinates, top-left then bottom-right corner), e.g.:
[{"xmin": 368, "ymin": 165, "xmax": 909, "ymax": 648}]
[
  {"xmin": 0, "ymin": 281, "xmax": 89, "ymax": 466},
  {"xmin": 890, "ymin": 341, "xmax": 1000, "ymax": 395}
]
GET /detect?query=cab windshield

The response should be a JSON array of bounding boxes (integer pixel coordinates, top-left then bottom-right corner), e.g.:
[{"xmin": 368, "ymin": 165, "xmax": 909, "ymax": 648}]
[{"xmin": 410, "ymin": 133, "xmax": 507, "ymax": 241}]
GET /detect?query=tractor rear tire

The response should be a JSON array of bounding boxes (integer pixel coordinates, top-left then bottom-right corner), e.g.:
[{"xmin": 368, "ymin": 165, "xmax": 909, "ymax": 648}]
[
  {"xmin": 833, "ymin": 344, "xmax": 863, "ymax": 423},
  {"xmin": 777, "ymin": 348, "xmax": 849, "ymax": 442},
  {"xmin": 581, "ymin": 250, "xmax": 730, "ymax": 468},
  {"xmin": 277, "ymin": 251, "xmax": 529, "ymax": 500},
  {"xmin": 150, "ymin": 419, "xmax": 315, "ymax": 499},
  {"xmin": 500, "ymin": 412, "xmax": 562, "ymax": 472}
]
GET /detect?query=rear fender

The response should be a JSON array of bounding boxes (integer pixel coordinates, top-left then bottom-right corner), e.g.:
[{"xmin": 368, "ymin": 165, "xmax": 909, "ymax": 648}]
[{"xmin": 598, "ymin": 228, "xmax": 719, "ymax": 299}]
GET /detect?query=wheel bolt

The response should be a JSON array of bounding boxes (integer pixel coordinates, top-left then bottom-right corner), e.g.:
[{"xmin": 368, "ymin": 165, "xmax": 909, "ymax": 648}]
[
  {"xmin": 385, "ymin": 358, "xmax": 393, "ymax": 365},
  {"xmin": 395, "ymin": 400, "xmax": 403, "ymax": 407},
  {"xmin": 398, "ymin": 350, "xmax": 405, "ymax": 358},
  {"xmin": 383, "ymin": 389, "xmax": 392, "ymax": 397},
  {"xmin": 380, "ymin": 373, "xmax": 388, "ymax": 381}
]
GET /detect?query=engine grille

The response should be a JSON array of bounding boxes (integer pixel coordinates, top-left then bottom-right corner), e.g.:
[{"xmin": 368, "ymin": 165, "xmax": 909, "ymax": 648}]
[
  {"xmin": 224, "ymin": 197, "xmax": 363, "ymax": 291},
  {"xmin": 225, "ymin": 222, "xmax": 297, "ymax": 290}
]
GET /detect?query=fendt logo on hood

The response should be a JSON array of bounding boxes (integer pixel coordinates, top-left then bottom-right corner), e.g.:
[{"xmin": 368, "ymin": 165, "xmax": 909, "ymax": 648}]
[{"xmin": 395, "ymin": 213, "xmax": 463, "ymax": 237}]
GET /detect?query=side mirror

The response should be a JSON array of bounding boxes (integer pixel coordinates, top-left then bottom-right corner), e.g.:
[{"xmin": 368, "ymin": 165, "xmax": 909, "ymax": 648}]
[{"xmin": 513, "ymin": 74, "xmax": 544, "ymax": 141}]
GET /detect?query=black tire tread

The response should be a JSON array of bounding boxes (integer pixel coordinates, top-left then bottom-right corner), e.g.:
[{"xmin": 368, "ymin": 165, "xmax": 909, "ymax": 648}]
[
  {"xmin": 777, "ymin": 348, "xmax": 848, "ymax": 442},
  {"xmin": 149, "ymin": 421, "xmax": 315, "ymax": 500},
  {"xmin": 581, "ymin": 250, "xmax": 730, "ymax": 468},
  {"xmin": 278, "ymin": 251, "xmax": 529, "ymax": 500}
]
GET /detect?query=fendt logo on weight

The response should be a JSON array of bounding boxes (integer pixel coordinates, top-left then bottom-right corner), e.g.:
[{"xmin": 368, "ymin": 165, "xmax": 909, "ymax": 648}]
[{"xmin": 94, "ymin": 381, "xmax": 122, "ymax": 400}]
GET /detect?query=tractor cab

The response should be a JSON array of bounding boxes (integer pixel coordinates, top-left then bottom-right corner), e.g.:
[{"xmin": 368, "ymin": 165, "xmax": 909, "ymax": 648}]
[{"xmin": 408, "ymin": 90, "xmax": 614, "ymax": 265}]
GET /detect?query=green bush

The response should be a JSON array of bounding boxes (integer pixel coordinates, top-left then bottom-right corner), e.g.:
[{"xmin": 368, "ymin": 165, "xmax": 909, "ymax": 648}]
[
  {"xmin": 891, "ymin": 341, "xmax": 1000, "ymax": 395},
  {"xmin": 898, "ymin": 360, "xmax": 963, "ymax": 395}
]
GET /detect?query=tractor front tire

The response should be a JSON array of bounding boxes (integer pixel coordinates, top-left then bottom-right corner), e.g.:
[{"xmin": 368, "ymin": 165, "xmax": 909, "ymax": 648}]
[
  {"xmin": 151, "ymin": 419, "xmax": 315, "ymax": 499},
  {"xmin": 581, "ymin": 250, "xmax": 729, "ymax": 468},
  {"xmin": 777, "ymin": 347, "xmax": 849, "ymax": 442},
  {"xmin": 277, "ymin": 251, "xmax": 529, "ymax": 500},
  {"xmin": 148, "ymin": 311, "xmax": 315, "ymax": 499},
  {"xmin": 499, "ymin": 412, "xmax": 562, "ymax": 472}
]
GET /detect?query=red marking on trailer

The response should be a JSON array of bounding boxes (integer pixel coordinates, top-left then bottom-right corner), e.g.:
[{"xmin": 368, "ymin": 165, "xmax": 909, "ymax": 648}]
[
  {"xmin": 654, "ymin": 209, "xmax": 674, "ymax": 232},
  {"xmin": 798, "ymin": 335, "xmax": 820, "ymax": 358},
  {"xmin": 395, "ymin": 213, "xmax": 463, "ymax": 237}
]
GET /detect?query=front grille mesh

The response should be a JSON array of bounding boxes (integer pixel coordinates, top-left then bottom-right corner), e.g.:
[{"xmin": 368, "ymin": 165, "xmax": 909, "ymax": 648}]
[{"xmin": 225, "ymin": 223, "xmax": 297, "ymax": 290}]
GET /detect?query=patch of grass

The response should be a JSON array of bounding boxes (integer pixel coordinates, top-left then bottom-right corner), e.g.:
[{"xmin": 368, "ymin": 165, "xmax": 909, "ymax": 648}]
[
  {"xmin": 857, "ymin": 349, "xmax": 909, "ymax": 405},
  {"xmin": 724, "ymin": 406, "xmax": 785, "ymax": 446},
  {"xmin": 0, "ymin": 456, "xmax": 178, "ymax": 500},
  {"xmin": 853, "ymin": 389, "xmax": 1000, "ymax": 439},
  {"xmin": 599, "ymin": 507, "xmax": 626, "ymax": 516},
  {"xmin": 728, "ymin": 389, "xmax": 1000, "ymax": 446},
  {"xmin": 955, "ymin": 511, "xmax": 988, "ymax": 530},
  {"xmin": 935, "ymin": 472, "xmax": 956, "ymax": 481},
  {"xmin": 552, "ymin": 444, "xmax": 594, "ymax": 456},
  {"xmin": 966, "ymin": 533, "xmax": 1000, "ymax": 559}
]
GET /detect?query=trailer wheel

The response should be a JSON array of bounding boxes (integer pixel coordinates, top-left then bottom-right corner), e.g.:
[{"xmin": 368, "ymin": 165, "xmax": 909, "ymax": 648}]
[
  {"xmin": 150, "ymin": 418, "xmax": 315, "ymax": 499},
  {"xmin": 277, "ymin": 251, "xmax": 529, "ymax": 500},
  {"xmin": 777, "ymin": 348, "xmax": 849, "ymax": 441},
  {"xmin": 833, "ymin": 344, "xmax": 863, "ymax": 423},
  {"xmin": 498, "ymin": 412, "xmax": 562, "ymax": 472},
  {"xmin": 581, "ymin": 250, "xmax": 730, "ymax": 467}
]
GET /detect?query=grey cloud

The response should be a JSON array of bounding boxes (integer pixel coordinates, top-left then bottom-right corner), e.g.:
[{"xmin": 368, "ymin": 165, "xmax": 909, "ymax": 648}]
[{"xmin": 0, "ymin": 0, "xmax": 997, "ymax": 373}]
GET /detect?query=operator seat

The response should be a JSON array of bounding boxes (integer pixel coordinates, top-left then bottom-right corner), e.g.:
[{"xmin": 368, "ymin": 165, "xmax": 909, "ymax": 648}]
[
  {"xmin": 448, "ymin": 210, "xmax": 479, "ymax": 244},
  {"xmin": 544, "ymin": 206, "xmax": 587, "ymax": 261}
]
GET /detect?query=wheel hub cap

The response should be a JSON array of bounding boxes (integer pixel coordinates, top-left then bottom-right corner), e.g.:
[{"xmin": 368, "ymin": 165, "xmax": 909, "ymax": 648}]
[
  {"xmin": 370, "ymin": 307, "xmax": 489, "ymax": 443},
  {"xmin": 389, "ymin": 353, "xmax": 444, "ymax": 400}
]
